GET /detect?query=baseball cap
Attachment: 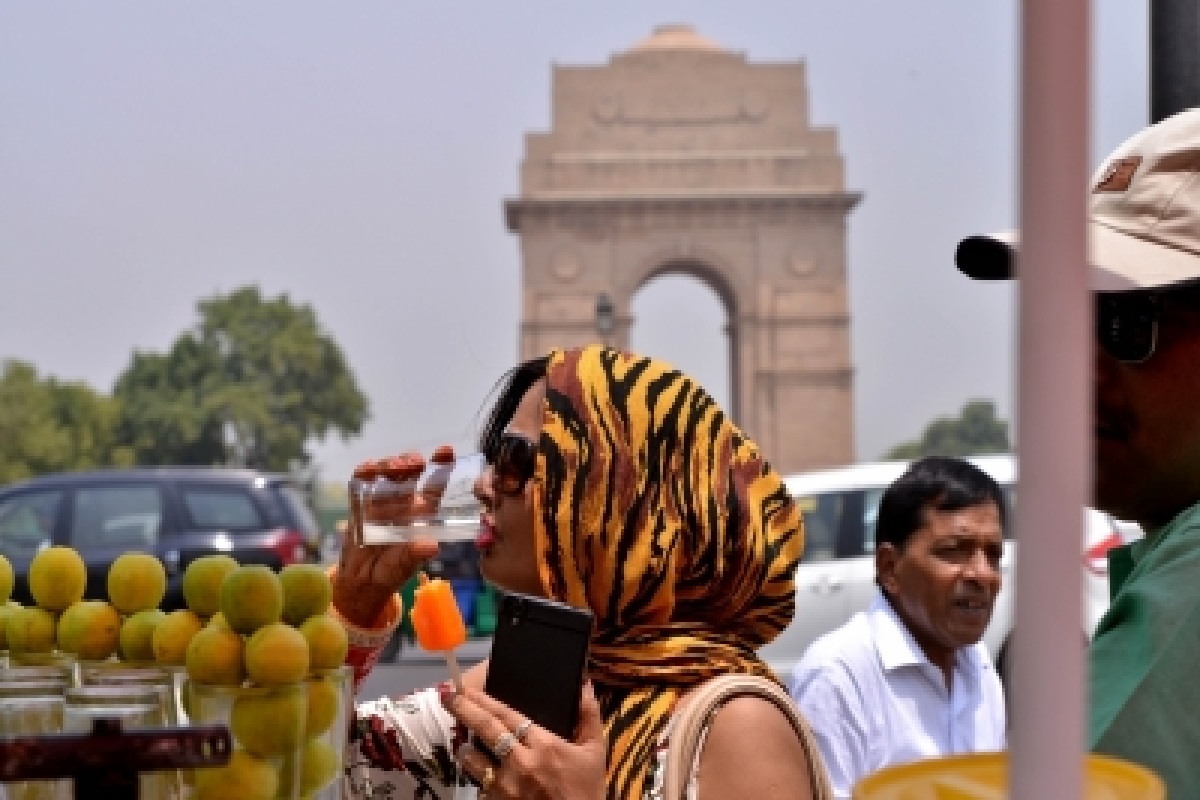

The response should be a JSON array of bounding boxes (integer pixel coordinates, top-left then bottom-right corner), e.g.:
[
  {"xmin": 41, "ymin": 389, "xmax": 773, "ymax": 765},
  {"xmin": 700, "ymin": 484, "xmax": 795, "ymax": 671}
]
[{"xmin": 956, "ymin": 108, "xmax": 1200, "ymax": 292}]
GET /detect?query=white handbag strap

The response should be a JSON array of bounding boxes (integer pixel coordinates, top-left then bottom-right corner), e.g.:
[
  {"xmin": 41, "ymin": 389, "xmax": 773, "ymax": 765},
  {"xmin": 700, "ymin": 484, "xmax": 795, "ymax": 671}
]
[{"xmin": 662, "ymin": 674, "xmax": 833, "ymax": 800}]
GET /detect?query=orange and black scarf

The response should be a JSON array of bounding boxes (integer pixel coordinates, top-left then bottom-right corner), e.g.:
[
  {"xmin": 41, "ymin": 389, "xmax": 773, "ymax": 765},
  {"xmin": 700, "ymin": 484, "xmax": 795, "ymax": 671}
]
[{"xmin": 531, "ymin": 346, "xmax": 804, "ymax": 799}]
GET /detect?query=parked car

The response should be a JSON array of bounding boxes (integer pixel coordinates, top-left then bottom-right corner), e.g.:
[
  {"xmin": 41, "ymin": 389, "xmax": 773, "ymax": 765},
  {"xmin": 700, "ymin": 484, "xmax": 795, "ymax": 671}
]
[
  {"xmin": 756, "ymin": 455, "xmax": 1143, "ymax": 683},
  {"xmin": 0, "ymin": 467, "xmax": 322, "ymax": 609}
]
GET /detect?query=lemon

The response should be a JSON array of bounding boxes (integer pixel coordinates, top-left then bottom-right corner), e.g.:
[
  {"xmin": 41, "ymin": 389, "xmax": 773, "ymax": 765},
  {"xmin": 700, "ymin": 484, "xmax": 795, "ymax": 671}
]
[
  {"xmin": 0, "ymin": 601, "xmax": 22, "ymax": 649},
  {"xmin": 279, "ymin": 563, "xmax": 332, "ymax": 626},
  {"xmin": 299, "ymin": 613, "xmax": 348, "ymax": 671},
  {"xmin": 151, "ymin": 609, "xmax": 204, "ymax": 666},
  {"xmin": 185, "ymin": 624, "xmax": 246, "ymax": 686},
  {"xmin": 245, "ymin": 622, "xmax": 309, "ymax": 686},
  {"xmin": 0, "ymin": 555, "xmax": 14, "ymax": 604},
  {"xmin": 229, "ymin": 690, "xmax": 306, "ymax": 757},
  {"xmin": 107, "ymin": 552, "xmax": 167, "ymax": 614},
  {"xmin": 7, "ymin": 606, "xmax": 57, "ymax": 654},
  {"xmin": 300, "ymin": 738, "xmax": 340, "ymax": 794},
  {"xmin": 28, "ymin": 546, "xmax": 86, "ymax": 611},
  {"xmin": 183, "ymin": 555, "xmax": 239, "ymax": 618},
  {"xmin": 191, "ymin": 749, "xmax": 278, "ymax": 800},
  {"xmin": 119, "ymin": 608, "xmax": 166, "ymax": 663},
  {"xmin": 57, "ymin": 600, "xmax": 121, "ymax": 660},
  {"xmin": 305, "ymin": 676, "xmax": 341, "ymax": 738},
  {"xmin": 220, "ymin": 565, "xmax": 283, "ymax": 634}
]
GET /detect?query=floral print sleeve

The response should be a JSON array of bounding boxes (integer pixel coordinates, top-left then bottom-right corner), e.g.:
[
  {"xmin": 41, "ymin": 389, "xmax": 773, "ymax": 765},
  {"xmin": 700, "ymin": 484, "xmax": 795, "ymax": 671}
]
[{"xmin": 344, "ymin": 687, "xmax": 473, "ymax": 799}]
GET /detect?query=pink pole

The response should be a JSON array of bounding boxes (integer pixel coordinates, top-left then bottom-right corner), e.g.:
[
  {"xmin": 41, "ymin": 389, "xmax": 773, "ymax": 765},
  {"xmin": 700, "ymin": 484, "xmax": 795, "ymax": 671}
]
[{"xmin": 1010, "ymin": 1, "xmax": 1091, "ymax": 798}]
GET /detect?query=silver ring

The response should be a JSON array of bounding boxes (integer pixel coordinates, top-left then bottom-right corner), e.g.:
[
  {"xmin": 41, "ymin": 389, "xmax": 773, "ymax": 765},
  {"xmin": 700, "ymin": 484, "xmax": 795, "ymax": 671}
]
[
  {"xmin": 513, "ymin": 717, "xmax": 534, "ymax": 744},
  {"xmin": 492, "ymin": 731, "xmax": 518, "ymax": 759}
]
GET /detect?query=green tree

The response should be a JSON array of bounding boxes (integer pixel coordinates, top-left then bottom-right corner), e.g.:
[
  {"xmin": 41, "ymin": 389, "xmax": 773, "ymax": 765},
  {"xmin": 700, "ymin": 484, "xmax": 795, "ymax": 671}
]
[
  {"xmin": 115, "ymin": 286, "xmax": 368, "ymax": 471},
  {"xmin": 883, "ymin": 399, "xmax": 1011, "ymax": 461},
  {"xmin": 0, "ymin": 360, "xmax": 134, "ymax": 483}
]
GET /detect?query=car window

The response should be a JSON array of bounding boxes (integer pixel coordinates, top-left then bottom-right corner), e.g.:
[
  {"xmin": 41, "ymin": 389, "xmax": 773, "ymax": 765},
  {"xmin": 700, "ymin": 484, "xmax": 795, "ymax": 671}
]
[
  {"xmin": 794, "ymin": 489, "xmax": 869, "ymax": 561},
  {"xmin": 275, "ymin": 485, "xmax": 319, "ymax": 537},
  {"xmin": 180, "ymin": 487, "xmax": 266, "ymax": 532},
  {"xmin": 0, "ymin": 490, "xmax": 62, "ymax": 554},
  {"xmin": 71, "ymin": 486, "xmax": 162, "ymax": 549},
  {"xmin": 861, "ymin": 488, "xmax": 885, "ymax": 552}
]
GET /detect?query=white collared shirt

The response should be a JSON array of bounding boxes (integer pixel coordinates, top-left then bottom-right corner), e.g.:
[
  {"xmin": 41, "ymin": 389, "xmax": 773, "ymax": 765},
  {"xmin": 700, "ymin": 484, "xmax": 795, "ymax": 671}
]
[{"xmin": 789, "ymin": 589, "xmax": 1006, "ymax": 799}]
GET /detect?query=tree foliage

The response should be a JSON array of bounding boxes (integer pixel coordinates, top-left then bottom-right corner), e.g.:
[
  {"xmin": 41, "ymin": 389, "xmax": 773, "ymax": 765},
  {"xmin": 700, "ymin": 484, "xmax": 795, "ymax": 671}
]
[
  {"xmin": 115, "ymin": 286, "xmax": 368, "ymax": 471},
  {"xmin": 883, "ymin": 399, "xmax": 1011, "ymax": 461},
  {"xmin": 0, "ymin": 360, "xmax": 134, "ymax": 483}
]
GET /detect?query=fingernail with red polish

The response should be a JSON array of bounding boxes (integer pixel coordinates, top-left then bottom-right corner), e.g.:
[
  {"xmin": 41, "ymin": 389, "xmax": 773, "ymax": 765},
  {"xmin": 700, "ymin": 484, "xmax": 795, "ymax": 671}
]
[{"xmin": 437, "ymin": 681, "xmax": 457, "ymax": 702}]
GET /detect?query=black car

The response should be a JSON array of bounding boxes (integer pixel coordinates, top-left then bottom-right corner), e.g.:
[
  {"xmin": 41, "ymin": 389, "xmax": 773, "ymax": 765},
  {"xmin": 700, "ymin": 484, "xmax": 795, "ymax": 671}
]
[{"xmin": 0, "ymin": 467, "xmax": 322, "ymax": 609}]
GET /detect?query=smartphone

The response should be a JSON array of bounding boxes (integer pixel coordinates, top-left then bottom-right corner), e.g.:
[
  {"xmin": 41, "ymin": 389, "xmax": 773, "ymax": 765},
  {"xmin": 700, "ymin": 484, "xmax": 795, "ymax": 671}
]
[{"xmin": 479, "ymin": 592, "xmax": 594, "ymax": 750}]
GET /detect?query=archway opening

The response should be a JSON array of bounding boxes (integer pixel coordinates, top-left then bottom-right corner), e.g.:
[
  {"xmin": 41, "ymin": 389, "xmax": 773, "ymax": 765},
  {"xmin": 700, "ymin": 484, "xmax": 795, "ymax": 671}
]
[{"xmin": 629, "ymin": 273, "xmax": 732, "ymax": 416}]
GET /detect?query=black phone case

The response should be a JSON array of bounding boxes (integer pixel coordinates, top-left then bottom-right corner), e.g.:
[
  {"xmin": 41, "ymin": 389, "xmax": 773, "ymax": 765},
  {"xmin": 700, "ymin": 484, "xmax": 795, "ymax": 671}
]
[{"xmin": 480, "ymin": 593, "xmax": 594, "ymax": 746}]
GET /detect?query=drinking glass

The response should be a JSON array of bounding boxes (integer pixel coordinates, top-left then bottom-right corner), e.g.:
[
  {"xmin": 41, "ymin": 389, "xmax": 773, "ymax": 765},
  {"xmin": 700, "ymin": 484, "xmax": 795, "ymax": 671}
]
[{"xmin": 349, "ymin": 451, "xmax": 483, "ymax": 546}]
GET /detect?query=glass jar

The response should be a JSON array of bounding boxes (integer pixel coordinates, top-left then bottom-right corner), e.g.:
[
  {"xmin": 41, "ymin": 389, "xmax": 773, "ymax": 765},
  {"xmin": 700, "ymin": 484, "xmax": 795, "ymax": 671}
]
[
  {"xmin": 305, "ymin": 666, "xmax": 353, "ymax": 800},
  {"xmin": 8, "ymin": 650, "xmax": 76, "ymax": 677},
  {"xmin": 0, "ymin": 677, "xmax": 71, "ymax": 799},
  {"xmin": 186, "ymin": 681, "xmax": 308, "ymax": 800},
  {"xmin": 63, "ymin": 685, "xmax": 174, "ymax": 800},
  {"xmin": 0, "ymin": 665, "xmax": 74, "ymax": 686},
  {"xmin": 77, "ymin": 666, "xmax": 179, "ymax": 725}
]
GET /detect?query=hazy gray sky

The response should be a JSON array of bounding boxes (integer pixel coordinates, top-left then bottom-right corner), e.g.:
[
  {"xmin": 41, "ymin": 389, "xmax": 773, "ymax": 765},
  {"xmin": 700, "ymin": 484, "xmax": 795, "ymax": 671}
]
[{"xmin": 0, "ymin": 3, "xmax": 1149, "ymax": 485}]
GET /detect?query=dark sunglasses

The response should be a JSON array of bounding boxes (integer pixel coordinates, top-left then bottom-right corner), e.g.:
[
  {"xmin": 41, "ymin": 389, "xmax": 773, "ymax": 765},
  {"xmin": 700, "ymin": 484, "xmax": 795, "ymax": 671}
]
[
  {"xmin": 484, "ymin": 432, "xmax": 538, "ymax": 495},
  {"xmin": 1096, "ymin": 293, "xmax": 1162, "ymax": 363}
]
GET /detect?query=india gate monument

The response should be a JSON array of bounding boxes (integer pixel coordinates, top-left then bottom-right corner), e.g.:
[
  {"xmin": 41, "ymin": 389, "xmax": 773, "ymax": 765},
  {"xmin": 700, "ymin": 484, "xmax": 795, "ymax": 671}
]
[{"xmin": 504, "ymin": 25, "xmax": 860, "ymax": 474}]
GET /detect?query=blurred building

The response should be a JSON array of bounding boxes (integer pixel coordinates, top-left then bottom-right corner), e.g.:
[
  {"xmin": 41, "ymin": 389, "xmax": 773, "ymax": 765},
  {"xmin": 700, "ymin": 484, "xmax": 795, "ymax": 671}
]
[{"xmin": 505, "ymin": 25, "xmax": 860, "ymax": 473}]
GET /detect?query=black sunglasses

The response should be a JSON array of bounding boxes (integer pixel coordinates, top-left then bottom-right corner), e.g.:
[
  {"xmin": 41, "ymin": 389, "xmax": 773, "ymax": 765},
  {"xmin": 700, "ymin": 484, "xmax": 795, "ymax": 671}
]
[
  {"xmin": 1096, "ymin": 293, "xmax": 1162, "ymax": 363},
  {"xmin": 484, "ymin": 432, "xmax": 538, "ymax": 495}
]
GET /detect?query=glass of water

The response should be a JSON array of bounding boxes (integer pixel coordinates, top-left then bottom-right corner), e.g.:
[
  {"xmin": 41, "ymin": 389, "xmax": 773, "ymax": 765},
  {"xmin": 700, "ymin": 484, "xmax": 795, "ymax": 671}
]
[{"xmin": 348, "ymin": 450, "xmax": 484, "ymax": 546}]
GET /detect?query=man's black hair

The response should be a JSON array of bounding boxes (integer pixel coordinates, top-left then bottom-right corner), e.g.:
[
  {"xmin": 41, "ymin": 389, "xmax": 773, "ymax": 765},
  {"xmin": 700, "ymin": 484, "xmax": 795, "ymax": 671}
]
[{"xmin": 875, "ymin": 456, "xmax": 1008, "ymax": 551}]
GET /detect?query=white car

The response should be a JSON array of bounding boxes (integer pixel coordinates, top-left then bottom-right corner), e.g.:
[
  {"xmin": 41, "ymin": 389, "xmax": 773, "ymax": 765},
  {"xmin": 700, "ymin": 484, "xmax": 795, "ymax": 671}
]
[{"xmin": 757, "ymin": 455, "xmax": 1142, "ymax": 682}]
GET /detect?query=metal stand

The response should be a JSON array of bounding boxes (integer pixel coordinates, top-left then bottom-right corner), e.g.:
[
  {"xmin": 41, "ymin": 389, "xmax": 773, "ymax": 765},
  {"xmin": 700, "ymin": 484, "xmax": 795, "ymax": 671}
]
[{"xmin": 0, "ymin": 719, "xmax": 230, "ymax": 800}]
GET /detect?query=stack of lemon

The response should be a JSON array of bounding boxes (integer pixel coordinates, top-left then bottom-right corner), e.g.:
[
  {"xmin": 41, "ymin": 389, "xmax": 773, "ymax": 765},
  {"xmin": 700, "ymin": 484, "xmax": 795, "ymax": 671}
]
[
  {"xmin": 1, "ymin": 546, "xmax": 124, "ymax": 665},
  {"xmin": 179, "ymin": 558, "xmax": 350, "ymax": 800},
  {"xmin": 0, "ymin": 545, "xmax": 350, "ymax": 799}
]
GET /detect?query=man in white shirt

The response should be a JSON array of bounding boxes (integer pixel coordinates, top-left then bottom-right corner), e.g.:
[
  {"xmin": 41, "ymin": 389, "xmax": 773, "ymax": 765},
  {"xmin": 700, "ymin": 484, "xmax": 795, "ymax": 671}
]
[{"xmin": 790, "ymin": 456, "xmax": 1007, "ymax": 798}]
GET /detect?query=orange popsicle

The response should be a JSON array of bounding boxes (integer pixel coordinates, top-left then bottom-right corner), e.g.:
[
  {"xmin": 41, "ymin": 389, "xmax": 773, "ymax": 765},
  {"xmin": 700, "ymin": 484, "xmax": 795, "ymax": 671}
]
[{"xmin": 410, "ymin": 572, "xmax": 467, "ymax": 689}]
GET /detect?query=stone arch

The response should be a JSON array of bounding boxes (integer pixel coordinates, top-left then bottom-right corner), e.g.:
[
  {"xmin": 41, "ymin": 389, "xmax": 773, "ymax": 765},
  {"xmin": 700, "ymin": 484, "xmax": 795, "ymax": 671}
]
[
  {"xmin": 621, "ymin": 253, "xmax": 739, "ymax": 416},
  {"xmin": 504, "ymin": 26, "xmax": 860, "ymax": 473}
]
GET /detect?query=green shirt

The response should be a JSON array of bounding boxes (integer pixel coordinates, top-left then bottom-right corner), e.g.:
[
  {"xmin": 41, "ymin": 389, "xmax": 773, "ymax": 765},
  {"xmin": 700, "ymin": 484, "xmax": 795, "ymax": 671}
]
[{"xmin": 1090, "ymin": 501, "xmax": 1200, "ymax": 798}]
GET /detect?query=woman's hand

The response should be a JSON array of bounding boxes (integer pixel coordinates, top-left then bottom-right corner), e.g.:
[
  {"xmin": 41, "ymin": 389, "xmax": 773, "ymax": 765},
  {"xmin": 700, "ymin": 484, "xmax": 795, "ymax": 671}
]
[
  {"xmin": 331, "ymin": 451, "xmax": 446, "ymax": 627},
  {"xmin": 441, "ymin": 682, "xmax": 607, "ymax": 800}
]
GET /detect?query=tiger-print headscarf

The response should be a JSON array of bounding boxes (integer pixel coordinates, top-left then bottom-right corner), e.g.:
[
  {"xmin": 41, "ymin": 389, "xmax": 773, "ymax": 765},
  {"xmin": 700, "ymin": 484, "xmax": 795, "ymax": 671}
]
[{"xmin": 529, "ymin": 346, "xmax": 803, "ymax": 799}]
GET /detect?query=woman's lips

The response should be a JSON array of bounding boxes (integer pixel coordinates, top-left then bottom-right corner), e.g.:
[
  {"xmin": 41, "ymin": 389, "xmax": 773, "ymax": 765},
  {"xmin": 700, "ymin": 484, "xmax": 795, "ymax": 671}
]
[{"xmin": 476, "ymin": 516, "xmax": 496, "ymax": 549}]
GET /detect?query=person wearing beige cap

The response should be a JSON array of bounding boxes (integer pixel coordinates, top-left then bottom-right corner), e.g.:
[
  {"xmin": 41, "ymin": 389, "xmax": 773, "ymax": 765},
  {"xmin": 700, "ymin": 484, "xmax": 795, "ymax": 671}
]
[{"xmin": 955, "ymin": 108, "xmax": 1200, "ymax": 798}]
